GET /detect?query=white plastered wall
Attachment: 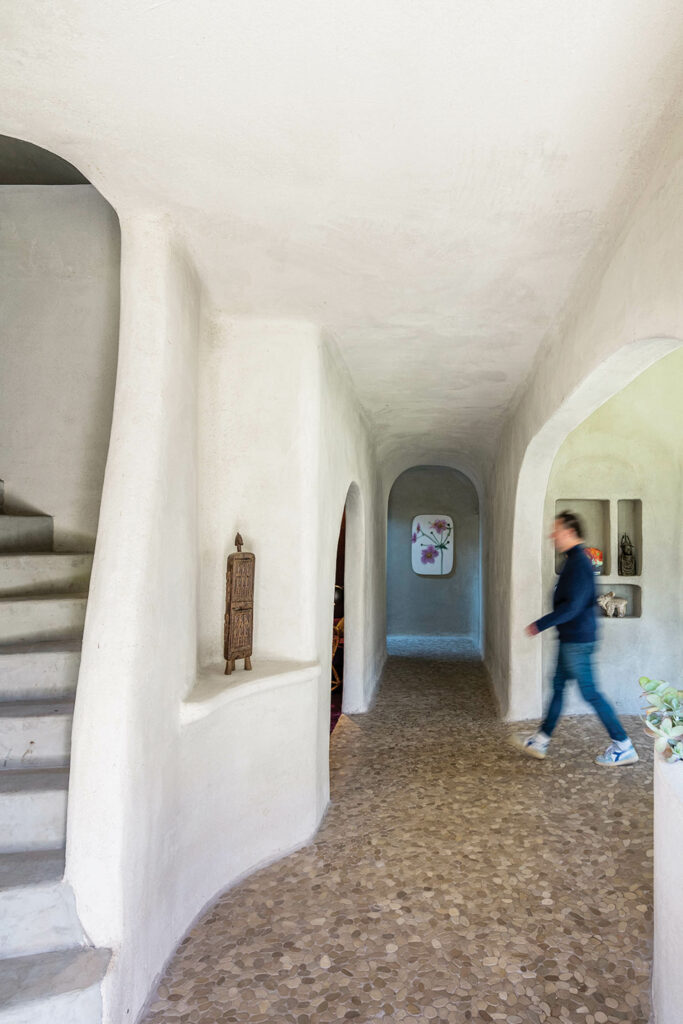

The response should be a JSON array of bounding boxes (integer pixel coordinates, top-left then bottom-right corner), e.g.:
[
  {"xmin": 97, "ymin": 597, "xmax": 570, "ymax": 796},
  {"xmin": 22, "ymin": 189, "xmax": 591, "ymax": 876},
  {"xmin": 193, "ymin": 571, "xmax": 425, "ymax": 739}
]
[
  {"xmin": 67, "ymin": 214, "xmax": 201, "ymax": 1022},
  {"xmin": 197, "ymin": 317, "xmax": 321, "ymax": 667},
  {"xmin": 0, "ymin": 185, "xmax": 120, "ymax": 549},
  {"xmin": 315, "ymin": 337, "xmax": 387, "ymax": 724},
  {"xmin": 68, "ymin": 253, "xmax": 386, "ymax": 1022},
  {"xmin": 542, "ymin": 349, "xmax": 683, "ymax": 717},
  {"xmin": 653, "ymin": 755, "xmax": 683, "ymax": 1024},
  {"xmin": 485, "ymin": 118, "xmax": 683, "ymax": 721}
]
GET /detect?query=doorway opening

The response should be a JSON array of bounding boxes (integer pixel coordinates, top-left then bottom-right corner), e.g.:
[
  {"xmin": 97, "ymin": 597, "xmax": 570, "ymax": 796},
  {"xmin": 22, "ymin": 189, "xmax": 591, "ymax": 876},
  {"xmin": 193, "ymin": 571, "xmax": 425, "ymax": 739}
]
[
  {"xmin": 330, "ymin": 509, "xmax": 346, "ymax": 732},
  {"xmin": 386, "ymin": 465, "xmax": 481, "ymax": 661},
  {"xmin": 508, "ymin": 338, "xmax": 683, "ymax": 722}
]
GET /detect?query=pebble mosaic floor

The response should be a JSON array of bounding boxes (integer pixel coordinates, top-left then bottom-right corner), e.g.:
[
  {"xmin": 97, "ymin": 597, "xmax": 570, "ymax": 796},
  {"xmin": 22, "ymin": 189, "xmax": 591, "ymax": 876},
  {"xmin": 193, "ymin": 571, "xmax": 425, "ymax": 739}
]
[{"xmin": 143, "ymin": 639, "xmax": 653, "ymax": 1024}]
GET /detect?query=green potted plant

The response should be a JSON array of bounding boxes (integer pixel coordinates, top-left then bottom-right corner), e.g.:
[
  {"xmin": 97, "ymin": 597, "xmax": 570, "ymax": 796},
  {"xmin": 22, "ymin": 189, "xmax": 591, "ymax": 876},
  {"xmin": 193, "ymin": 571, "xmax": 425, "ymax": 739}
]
[{"xmin": 639, "ymin": 677, "xmax": 683, "ymax": 761}]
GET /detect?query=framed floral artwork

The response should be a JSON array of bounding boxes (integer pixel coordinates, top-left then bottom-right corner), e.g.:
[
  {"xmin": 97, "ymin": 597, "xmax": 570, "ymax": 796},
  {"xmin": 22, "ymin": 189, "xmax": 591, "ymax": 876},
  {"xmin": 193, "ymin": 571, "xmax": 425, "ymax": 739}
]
[{"xmin": 411, "ymin": 515, "xmax": 454, "ymax": 576}]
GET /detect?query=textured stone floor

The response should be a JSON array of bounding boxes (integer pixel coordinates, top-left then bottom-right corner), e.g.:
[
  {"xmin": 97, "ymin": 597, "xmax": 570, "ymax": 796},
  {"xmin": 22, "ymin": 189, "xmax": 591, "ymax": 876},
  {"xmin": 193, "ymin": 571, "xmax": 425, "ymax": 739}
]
[{"xmin": 143, "ymin": 640, "xmax": 653, "ymax": 1024}]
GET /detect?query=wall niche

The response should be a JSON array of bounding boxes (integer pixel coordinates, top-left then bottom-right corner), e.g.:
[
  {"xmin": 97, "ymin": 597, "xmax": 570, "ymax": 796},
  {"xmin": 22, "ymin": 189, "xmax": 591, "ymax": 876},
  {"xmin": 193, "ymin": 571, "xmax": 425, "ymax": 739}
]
[
  {"xmin": 555, "ymin": 499, "xmax": 610, "ymax": 575},
  {"xmin": 596, "ymin": 583, "xmax": 642, "ymax": 619},
  {"xmin": 617, "ymin": 499, "xmax": 642, "ymax": 576}
]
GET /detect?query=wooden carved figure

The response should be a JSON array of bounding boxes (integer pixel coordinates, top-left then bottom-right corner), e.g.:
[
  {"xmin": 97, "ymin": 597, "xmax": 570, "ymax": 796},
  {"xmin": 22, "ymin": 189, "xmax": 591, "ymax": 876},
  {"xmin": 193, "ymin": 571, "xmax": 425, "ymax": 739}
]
[
  {"xmin": 619, "ymin": 533, "xmax": 636, "ymax": 576},
  {"xmin": 224, "ymin": 532, "xmax": 255, "ymax": 675}
]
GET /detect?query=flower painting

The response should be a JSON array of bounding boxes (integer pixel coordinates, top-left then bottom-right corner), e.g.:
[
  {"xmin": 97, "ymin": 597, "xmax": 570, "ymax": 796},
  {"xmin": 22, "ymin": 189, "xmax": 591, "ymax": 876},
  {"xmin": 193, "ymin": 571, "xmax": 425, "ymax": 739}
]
[{"xmin": 411, "ymin": 515, "xmax": 454, "ymax": 576}]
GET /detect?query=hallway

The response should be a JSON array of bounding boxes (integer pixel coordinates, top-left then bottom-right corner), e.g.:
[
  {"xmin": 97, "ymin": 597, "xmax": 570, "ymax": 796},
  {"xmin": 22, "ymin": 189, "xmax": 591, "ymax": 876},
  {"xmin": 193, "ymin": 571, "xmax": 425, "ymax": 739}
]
[{"xmin": 144, "ymin": 646, "xmax": 652, "ymax": 1024}]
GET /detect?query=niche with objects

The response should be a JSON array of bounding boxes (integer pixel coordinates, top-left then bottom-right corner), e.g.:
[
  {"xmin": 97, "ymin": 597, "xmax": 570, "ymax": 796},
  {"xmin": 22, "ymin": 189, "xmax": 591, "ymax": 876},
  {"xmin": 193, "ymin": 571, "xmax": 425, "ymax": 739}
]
[
  {"xmin": 617, "ymin": 499, "xmax": 642, "ymax": 576},
  {"xmin": 554, "ymin": 499, "xmax": 610, "ymax": 575},
  {"xmin": 595, "ymin": 582, "xmax": 642, "ymax": 619},
  {"xmin": 554, "ymin": 499, "xmax": 643, "ymax": 618}
]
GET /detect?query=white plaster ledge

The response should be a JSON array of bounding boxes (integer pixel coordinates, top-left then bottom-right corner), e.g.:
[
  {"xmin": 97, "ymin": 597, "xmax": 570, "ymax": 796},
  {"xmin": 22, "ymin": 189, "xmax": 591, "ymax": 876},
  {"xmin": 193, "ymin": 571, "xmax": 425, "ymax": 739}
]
[
  {"xmin": 654, "ymin": 752, "xmax": 683, "ymax": 806},
  {"xmin": 181, "ymin": 660, "xmax": 321, "ymax": 724},
  {"xmin": 652, "ymin": 753, "xmax": 683, "ymax": 1024}
]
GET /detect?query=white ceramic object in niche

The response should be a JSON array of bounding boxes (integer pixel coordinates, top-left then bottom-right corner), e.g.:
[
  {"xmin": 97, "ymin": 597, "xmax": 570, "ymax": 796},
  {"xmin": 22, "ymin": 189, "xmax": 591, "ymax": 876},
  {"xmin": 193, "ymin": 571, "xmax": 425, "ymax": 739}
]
[{"xmin": 411, "ymin": 514, "xmax": 454, "ymax": 576}]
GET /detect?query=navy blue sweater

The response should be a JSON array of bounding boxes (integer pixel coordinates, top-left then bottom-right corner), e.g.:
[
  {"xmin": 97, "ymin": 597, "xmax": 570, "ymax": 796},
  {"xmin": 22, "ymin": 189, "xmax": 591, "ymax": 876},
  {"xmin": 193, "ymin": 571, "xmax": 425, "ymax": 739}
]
[{"xmin": 535, "ymin": 543, "xmax": 597, "ymax": 643}]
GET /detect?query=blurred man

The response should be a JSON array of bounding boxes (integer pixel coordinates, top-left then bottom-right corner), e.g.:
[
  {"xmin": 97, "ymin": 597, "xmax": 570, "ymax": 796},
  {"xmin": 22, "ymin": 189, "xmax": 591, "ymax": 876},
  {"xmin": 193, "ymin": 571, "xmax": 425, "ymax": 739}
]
[{"xmin": 517, "ymin": 510, "xmax": 638, "ymax": 766}]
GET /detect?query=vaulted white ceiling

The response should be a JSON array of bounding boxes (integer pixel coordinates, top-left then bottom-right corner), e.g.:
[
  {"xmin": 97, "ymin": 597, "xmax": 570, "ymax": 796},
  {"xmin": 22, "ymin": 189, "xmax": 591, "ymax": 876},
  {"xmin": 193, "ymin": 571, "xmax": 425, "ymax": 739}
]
[{"xmin": 3, "ymin": 0, "xmax": 683, "ymax": 472}]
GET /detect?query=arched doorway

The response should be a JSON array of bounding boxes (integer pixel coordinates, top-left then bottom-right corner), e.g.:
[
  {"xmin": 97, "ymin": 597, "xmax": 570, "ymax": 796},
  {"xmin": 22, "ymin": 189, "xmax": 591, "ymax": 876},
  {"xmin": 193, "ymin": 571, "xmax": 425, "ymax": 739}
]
[
  {"xmin": 330, "ymin": 508, "xmax": 346, "ymax": 731},
  {"xmin": 507, "ymin": 337, "xmax": 683, "ymax": 721},
  {"xmin": 541, "ymin": 347, "xmax": 683, "ymax": 711},
  {"xmin": 0, "ymin": 134, "xmax": 120, "ymax": 1000},
  {"xmin": 386, "ymin": 465, "xmax": 481, "ymax": 656},
  {"xmin": 329, "ymin": 482, "xmax": 367, "ymax": 729}
]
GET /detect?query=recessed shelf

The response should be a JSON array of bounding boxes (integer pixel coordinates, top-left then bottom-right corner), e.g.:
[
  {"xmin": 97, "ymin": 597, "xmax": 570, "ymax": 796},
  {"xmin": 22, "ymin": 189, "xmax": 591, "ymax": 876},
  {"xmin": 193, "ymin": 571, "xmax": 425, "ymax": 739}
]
[
  {"xmin": 555, "ymin": 499, "xmax": 610, "ymax": 575},
  {"xmin": 596, "ymin": 583, "xmax": 642, "ymax": 619},
  {"xmin": 617, "ymin": 499, "xmax": 642, "ymax": 576}
]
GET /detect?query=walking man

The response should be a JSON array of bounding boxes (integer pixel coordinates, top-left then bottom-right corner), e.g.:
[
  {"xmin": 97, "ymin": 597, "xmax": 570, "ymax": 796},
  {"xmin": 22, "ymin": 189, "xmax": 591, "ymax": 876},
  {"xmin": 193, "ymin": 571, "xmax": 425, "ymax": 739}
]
[{"xmin": 518, "ymin": 510, "xmax": 638, "ymax": 766}]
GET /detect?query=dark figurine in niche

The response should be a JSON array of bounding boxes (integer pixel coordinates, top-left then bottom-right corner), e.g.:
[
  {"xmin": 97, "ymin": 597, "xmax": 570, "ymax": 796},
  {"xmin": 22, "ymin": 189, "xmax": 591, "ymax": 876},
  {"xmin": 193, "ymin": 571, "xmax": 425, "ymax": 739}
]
[
  {"xmin": 224, "ymin": 532, "xmax": 255, "ymax": 675},
  {"xmin": 619, "ymin": 533, "xmax": 636, "ymax": 576}
]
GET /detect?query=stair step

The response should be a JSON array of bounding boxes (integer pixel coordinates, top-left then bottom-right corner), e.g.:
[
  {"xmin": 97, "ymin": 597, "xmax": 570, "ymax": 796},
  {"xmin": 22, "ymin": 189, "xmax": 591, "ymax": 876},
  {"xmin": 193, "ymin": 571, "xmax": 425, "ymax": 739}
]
[
  {"xmin": 0, "ymin": 554, "xmax": 92, "ymax": 598},
  {"xmin": 0, "ymin": 516, "xmax": 53, "ymax": 555},
  {"xmin": 0, "ymin": 642, "xmax": 81, "ymax": 701},
  {"xmin": 0, "ymin": 701, "xmax": 74, "ymax": 770},
  {"xmin": 0, "ymin": 856, "xmax": 86, "ymax": 958},
  {"xmin": 0, "ymin": 947, "xmax": 109, "ymax": 1024},
  {"xmin": 0, "ymin": 850, "xmax": 64, "ymax": 889},
  {"xmin": 0, "ymin": 595, "xmax": 87, "ymax": 645},
  {"xmin": 0, "ymin": 768, "xmax": 69, "ymax": 853}
]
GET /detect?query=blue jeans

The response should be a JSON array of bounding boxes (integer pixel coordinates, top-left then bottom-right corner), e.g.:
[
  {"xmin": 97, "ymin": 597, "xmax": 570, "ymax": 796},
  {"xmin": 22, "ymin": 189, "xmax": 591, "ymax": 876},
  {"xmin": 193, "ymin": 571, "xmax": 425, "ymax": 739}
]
[{"xmin": 541, "ymin": 641, "xmax": 627, "ymax": 741}]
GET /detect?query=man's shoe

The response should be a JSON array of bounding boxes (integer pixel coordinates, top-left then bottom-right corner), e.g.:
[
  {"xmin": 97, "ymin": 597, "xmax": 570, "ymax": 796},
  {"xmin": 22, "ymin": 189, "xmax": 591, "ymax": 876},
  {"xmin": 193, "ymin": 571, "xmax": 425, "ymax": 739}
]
[
  {"xmin": 512, "ymin": 732, "xmax": 549, "ymax": 760},
  {"xmin": 595, "ymin": 740, "xmax": 639, "ymax": 766}
]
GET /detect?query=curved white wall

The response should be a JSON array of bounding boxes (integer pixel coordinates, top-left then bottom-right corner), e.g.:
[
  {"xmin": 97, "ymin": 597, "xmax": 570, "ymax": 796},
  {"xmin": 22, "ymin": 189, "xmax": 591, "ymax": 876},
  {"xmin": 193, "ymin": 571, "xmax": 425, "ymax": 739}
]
[
  {"xmin": 486, "ymin": 117, "xmax": 683, "ymax": 720},
  {"xmin": 0, "ymin": 185, "xmax": 120, "ymax": 549},
  {"xmin": 67, "ymin": 230, "xmax": 386, "ymax": 1022}
]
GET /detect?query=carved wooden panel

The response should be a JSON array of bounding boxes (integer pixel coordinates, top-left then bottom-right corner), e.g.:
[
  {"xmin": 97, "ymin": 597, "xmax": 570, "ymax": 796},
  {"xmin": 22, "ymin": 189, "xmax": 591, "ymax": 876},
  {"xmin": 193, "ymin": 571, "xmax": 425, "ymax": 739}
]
[
  {"xmin": 232, "ymin": 559, "xmax": 253, "ymax": 601},
  {"xmin": 224, "ymin": 535, "xmax": 255, "ymax": 675},
  {"xmin": 229, "ymin": 606, "xmax": 253, "ymax": 652}
]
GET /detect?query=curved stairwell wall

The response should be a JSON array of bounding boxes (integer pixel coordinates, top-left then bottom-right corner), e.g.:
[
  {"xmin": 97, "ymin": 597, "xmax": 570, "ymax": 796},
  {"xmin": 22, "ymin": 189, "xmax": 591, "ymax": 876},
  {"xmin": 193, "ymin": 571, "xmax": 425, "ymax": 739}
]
[
  {"xmin": 0, "ymin": 183, "xmax": 120, "ymax": 1020},
  {"xmin": 64, "ymin": 216, "xmax": 386, "ymax": 1023}
]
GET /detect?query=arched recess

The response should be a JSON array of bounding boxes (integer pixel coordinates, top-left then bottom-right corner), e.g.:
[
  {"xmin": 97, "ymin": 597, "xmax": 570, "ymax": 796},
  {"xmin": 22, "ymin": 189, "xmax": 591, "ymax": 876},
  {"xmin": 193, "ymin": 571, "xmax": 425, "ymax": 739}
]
[
  {"xmin": 507, "ymin": 336, "xmax": 683, "ymax": 722},
  {"xmin": 0, "ymin": 132, "xmax": 122, "ymax": 997},
  {"xmin": 382, "ymin": 455, "xmax": 485, "ymax": 654},
  {"xmin": 340, "ymin": 481, "xmax": 366, "ymax": 714},
  {"xmin": 0, "ymin": 134, "xmax": 120, "ymax": 550},
  {"xmin": 386, "ymin": 464, "xmax": 482, "ymax": 652}
]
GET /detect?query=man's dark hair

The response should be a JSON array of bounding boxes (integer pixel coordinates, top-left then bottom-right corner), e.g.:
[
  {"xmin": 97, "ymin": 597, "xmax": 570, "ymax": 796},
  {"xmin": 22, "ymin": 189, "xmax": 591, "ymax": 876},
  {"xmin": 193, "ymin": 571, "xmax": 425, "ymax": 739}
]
[{"xmin": 556, "ymin": 509, "xmax": 584, "ymax": 538}]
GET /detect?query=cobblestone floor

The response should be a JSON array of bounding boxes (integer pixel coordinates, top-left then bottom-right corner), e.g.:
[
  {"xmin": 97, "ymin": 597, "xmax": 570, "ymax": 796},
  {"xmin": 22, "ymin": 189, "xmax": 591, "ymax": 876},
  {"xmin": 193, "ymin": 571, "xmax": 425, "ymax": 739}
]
[{"xmin": 143, "ymin": 640, "xmax": 653, "ymax": 1024}]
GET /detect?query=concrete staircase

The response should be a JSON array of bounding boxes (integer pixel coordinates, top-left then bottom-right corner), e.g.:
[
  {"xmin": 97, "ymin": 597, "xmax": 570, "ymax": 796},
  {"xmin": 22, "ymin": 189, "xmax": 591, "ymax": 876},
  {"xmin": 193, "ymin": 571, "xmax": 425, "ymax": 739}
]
[{"xmin": 0, "ymin": 481, "xmax": 109, "ymax": 1023}]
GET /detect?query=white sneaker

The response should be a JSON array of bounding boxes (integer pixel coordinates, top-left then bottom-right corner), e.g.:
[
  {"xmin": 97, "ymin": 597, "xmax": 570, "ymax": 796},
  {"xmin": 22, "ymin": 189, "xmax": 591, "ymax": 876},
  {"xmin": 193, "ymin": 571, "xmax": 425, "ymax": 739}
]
[
  {"xmin": 512, "ymin": 732, "xmax": 550, "ymax": 760},
  {"xmin": 595, "ymin": 740, "xmax": 639, "ymax": 766}
]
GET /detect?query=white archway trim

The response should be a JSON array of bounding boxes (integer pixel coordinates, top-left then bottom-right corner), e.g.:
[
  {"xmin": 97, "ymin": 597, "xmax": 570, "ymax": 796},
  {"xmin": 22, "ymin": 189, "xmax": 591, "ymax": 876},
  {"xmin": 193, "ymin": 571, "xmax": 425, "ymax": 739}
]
[
  {"xmin": 382, "ymin": 453, "xmax": 485, "ymax": 511},
  {"xmin": 508, "ymin": 336, "xmax": 683, "ymax": 721},
  {"xmin": 341, "ymin": 482, "xmax": 367, "ymax": 714}
]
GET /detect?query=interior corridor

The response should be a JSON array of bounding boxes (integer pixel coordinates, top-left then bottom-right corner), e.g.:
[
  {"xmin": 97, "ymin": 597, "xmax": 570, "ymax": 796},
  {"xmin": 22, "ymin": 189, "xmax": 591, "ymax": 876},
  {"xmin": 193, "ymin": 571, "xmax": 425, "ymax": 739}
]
[{"xmin": 143, "ymin": 645, "xmax": 653, "ymax": 1024}]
